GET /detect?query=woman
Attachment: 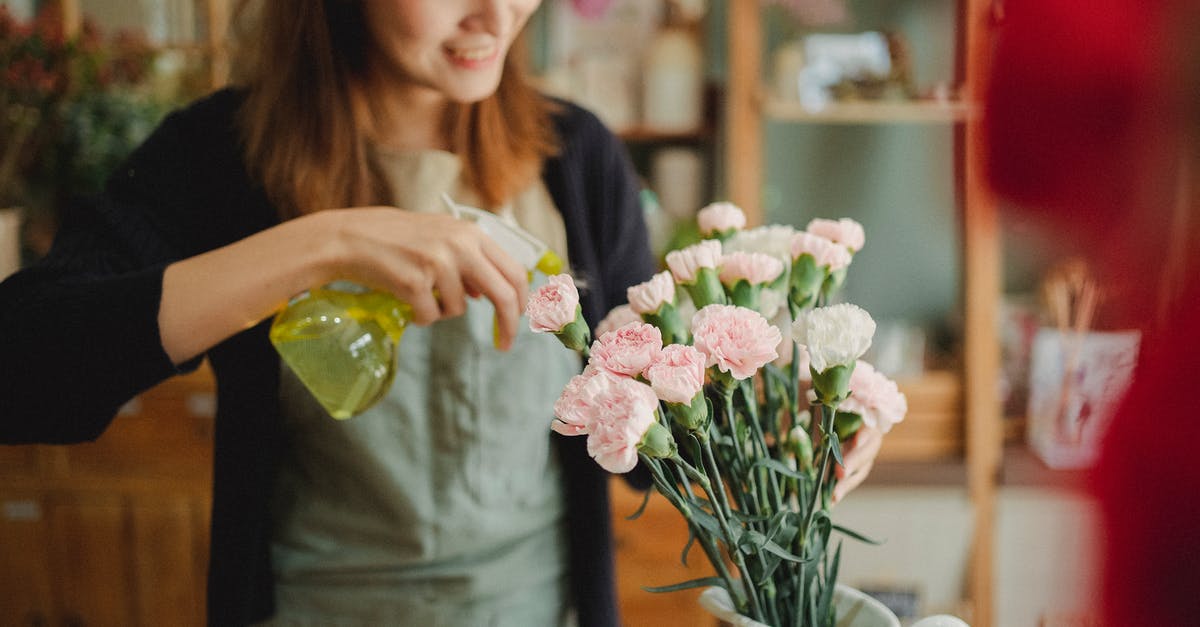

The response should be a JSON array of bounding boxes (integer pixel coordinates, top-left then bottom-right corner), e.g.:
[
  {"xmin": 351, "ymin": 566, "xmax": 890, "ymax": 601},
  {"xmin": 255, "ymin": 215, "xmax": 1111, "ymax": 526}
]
[{"xmin": 1, "ymin": 1, "xmax": 881, "ymax": 624}]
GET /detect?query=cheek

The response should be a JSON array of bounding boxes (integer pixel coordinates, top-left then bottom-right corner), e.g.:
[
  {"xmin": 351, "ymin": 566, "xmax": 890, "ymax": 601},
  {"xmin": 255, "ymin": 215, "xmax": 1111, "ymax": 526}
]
[
  {"xmin": 362, "ymin": 1, "xmax": 436, "ymax": 54},
  {"xmin": 510, "ymin": 0, "xmax": 543, "ymax": 31}
]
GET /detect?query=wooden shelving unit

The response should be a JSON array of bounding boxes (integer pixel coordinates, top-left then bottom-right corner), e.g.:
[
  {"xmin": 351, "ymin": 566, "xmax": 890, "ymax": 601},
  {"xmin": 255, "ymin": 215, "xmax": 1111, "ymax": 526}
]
[
  {"xmin": 57, "ymin": 0, "xmax": 233, "ymax": 89},
  {"xmin": 762, "ymin": 97, "xmax": 972, "ymax": 125},
  {"xmin": 724, "ymin": 1, "xmax": 1003, "ymax": 625}
]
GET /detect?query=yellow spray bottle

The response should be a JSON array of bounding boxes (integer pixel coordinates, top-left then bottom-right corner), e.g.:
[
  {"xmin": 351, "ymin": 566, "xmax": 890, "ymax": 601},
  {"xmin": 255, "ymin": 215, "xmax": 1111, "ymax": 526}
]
[{"xmin": 269, "ymin": 195, "xmax": 563, "ymax": 419}]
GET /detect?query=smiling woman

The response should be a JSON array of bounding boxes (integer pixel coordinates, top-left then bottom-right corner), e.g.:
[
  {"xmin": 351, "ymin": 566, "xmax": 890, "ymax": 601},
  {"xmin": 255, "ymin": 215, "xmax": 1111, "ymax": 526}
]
[{"xmin": 0, "ymin": 0, "xmax": 661, "ymax": 625}]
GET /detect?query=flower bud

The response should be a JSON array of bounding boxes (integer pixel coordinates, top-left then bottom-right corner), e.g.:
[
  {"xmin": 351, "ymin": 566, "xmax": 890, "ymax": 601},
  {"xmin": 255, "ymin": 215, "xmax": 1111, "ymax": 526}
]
[
  {"xmin": 789, "ymin": 254, "xmax": 825, "ymax": 311},
  {"xmin": 833, "ymin": 411, "xmax": 864, "ymax": 442},
  {"xmin": 666, "ymin": 393, "xmax": 710, "ymax": 433},
  {"xmin": 638, "ymin": 421, "xmax": 678, "ymax": 459},
  {"xmin": 789, "ymin": 425, "xmax": 815, "ymax": 473}
]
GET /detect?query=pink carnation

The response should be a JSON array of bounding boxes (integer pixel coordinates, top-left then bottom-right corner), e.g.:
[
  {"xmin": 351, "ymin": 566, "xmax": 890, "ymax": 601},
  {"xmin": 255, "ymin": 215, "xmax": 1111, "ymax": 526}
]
[
  {"xmin": 791, "ymin": 231, "xmax": 852, "ymax": 270},
  {"xmin": 806, "ymin": 218, "xmax": 865, "ymax": 253},
  {"xmin": 645, "ymin": 344, "xmax": 707, "ymax": 404},
  {"xmin": 553, "ymin": 366, "xmax": 616, "ymax": 436},
  {"xmin": 596, "ymin": 304, "xmax": 642, "ymax": 337},
  {"xmin": 585, "ymin": 378, "xmax": 660, "ymax": 473},
  {"xmin": 665, "ymin": 239, "xmax": 722, "ymax": 283},
  {"xmin": 697, "ymin": 202, "xmax": 747, "ymax": 235},
  {"xmin": 627, "ymin": 271, "xmax": 677, "ymax": 315},
  {"xmin": 588, "ymin": 322, "xmax": 664, "ymax": 377},
  {"xmin": 719, "ymin": 251, "xmax": 785, "ymax": 287},
  {"xmin": 690, "ymin": 304, "xmax": 782, "ymax": 380},
  {"xmin": 840, "ymin": 360, "xmax": 908, "ymax": 433},
  {"xmin": 527, "ymin": 274, "xmax": 580, "ymax": 333}
]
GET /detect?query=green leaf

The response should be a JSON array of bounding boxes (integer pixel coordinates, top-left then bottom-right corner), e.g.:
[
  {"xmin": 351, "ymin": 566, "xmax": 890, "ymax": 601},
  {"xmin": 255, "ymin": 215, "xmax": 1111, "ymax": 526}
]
[
  {"xmin": 642, "ymin": 577, "xmax": 729, "ymax": 594},
  {"xmin": 751, "ymin": 457, "xmax": 810, "ymax": 481},
  {"xmin": 833, "ymin": 523, "xmax": 884, "ymax": 545},
  {"xmin": 625, "ymin": 487, "xmax": 653, "ymax": 521},
  {"xmin": 680, "ymin": 530, "xmax": 697, "ymax": 567},
  {"xmin": 740, "ymin": 530, "xmax": 811, "ymax": 564},
  {"xmin": 829, "ymin": 429, "xmax": 844, "ymax": 467}
]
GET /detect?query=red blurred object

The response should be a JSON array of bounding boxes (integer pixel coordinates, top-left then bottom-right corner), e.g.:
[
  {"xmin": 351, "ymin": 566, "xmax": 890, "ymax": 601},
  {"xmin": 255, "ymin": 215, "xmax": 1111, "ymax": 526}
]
[
  {"xmin": 984, "ymin": 0, "xmax": 1174, "ymax": 224},
  {"xmin": 985, "ymin": 1, "xmax": 1200, "ymax": 625},
  {"xmin": 1091, "ymin": 280, "xmax": 1200, "ymax": 627}
]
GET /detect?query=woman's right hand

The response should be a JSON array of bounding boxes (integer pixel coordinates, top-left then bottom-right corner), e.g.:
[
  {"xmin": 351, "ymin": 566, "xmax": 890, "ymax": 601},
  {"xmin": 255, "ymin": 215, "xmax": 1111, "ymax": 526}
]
[
  {"xmin": 321, "ymin": 207, "xmax": 529, "ymax": 343},
  {"xmin": 158, "ymin": 206, "xmax": 529, "ymax": 365}
]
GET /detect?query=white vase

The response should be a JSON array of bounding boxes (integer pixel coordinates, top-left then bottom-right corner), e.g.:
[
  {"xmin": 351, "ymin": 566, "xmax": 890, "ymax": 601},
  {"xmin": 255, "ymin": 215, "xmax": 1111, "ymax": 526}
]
[{"xmin": 699, "ymin": 585, "xmax": 970, "ymax": 627}]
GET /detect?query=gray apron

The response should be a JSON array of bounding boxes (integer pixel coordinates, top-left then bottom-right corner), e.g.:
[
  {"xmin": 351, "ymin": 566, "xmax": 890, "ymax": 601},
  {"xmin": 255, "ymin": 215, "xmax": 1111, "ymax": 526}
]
[{"xmin": 266, "ymin": 151, "xmax": 579, "ymax": 626}]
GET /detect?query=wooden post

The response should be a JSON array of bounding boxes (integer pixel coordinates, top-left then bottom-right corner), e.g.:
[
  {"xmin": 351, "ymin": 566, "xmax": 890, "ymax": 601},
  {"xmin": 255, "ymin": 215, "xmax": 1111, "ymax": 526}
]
[
  {"xmin": 960, "ymin": 0, "xmax": 1001, "ymax": 625},
  {"xmin": 725, "ymin": 0, "xmax": 763, "ymax": 225},
  {"xmin": 57, "ymin": 0, "xmax": 81, "ymax": 37},
  {"xmin": 206, "ymin": 0, "xmax": 231, "ymax": 88}
]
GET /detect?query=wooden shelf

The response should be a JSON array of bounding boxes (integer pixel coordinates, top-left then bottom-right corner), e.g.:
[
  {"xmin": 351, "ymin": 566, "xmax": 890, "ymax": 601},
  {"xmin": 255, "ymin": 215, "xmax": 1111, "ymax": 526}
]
[
  {"xmin": 866, "ymin": 457, "xmax": 967, "ymax": 488},
  {"xmin": 1000, "ymin": 445, "xmax": 1090, "ymax": 491},
  {"xmin": 762, "ymin": 97, "xmax": 973, "ymax": 125}
]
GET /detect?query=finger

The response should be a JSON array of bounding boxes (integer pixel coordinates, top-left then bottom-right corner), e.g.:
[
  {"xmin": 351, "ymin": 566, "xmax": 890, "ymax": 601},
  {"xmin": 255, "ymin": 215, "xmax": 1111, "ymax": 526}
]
[
  {"xmin": 463, "ymin": 261, "xmax": 520, "ymax": 350},
  {"xmin": 431, "ymin": 255, "xmax": 467, "ymax": 319},
  {"xmin": 837, "ymin": 427, "xmax": 882, "ymax": 479},
  {"xmin": 406, "ymin": 288, "xmax": 442, "ymax": 326},
  {"xmin": 833, "ymin": 458, "xmax": 874, "ymax": 504},
  {"xmin": 479, "ymin": 237, "xmax": 530, "ymax": 314},
  {"xmin": 466, "ymin": 241, "xmax": 526, "ymax": 351}
]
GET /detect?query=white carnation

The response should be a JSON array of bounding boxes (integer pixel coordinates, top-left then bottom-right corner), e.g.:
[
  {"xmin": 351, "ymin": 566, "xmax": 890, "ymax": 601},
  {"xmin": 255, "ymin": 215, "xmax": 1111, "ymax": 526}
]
[
  {"xmin": 725, "ymin": 225, "xmax": 797, "ymax": 261},
  {"xmin": 792, "ymin": 303, "xmax": 875, "ymax": 373}
]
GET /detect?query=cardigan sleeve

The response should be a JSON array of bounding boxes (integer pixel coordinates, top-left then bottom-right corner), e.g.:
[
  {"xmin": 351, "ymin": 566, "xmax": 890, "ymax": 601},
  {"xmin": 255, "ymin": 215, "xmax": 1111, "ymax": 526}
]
[{"xmin": 0, "ymin": 94, "xmax": 245, "ymax": 444}]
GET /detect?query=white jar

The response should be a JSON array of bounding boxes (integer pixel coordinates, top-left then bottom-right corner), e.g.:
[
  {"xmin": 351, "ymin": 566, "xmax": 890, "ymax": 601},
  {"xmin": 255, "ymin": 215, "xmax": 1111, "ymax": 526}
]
[{"xmin": 642, "ymin": 25, "xmax": 704, "ymax": 133}]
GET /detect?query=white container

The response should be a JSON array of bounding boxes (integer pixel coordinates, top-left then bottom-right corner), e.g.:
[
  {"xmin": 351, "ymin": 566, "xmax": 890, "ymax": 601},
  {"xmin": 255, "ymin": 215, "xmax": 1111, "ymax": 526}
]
[
  {"xmin": 1026, "ymin": 328, "xmax": 1140, "ymax": 469},
  {"xmin": 642, "ymin": 26, "xmax": 704, "ymax": 133},
  {"xmin": 650, "ymin": 147, "xmax": 704, "ymax": 220}
]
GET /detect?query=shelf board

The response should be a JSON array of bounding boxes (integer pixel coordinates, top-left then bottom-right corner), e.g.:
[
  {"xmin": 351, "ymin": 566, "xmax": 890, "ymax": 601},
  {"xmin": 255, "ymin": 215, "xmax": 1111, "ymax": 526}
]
[
  {"xmin": 1000, "ymin": 444, "xmax": 1090, "ymax": 491},
  {"xmin": 762, "ymin": 97, "xmax": 973, "ymax": 125},
  {"xmin": 865, "ymin": 457, "xmax": 967, "ymax": 488}
]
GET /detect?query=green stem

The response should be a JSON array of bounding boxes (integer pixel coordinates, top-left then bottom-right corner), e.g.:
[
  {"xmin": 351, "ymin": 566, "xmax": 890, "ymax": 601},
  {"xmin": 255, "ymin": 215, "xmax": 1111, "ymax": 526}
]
[
  {"xmin": 741, "ymin": 379, "xmax": 785, "ymax": 514},
  {"xmin": 677, "ymin": 449, "xmax": 765, "ymax": 622},
  {"xmin": 643, "ymin": 456, "xmax": 742, "ymax": 603}
]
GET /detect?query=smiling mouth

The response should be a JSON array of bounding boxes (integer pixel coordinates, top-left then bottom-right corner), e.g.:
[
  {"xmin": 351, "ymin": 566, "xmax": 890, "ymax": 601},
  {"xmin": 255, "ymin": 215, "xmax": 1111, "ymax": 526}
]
[{"xmin": 446, "ymin": 44, "xmax": 499, "ymax": 64}]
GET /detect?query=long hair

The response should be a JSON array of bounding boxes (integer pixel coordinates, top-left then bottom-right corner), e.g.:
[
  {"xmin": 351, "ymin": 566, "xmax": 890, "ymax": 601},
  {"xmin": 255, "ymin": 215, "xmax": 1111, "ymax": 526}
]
[{"xmin": 233, "ymin": 0, "xmax": 558, "ymax": 218}]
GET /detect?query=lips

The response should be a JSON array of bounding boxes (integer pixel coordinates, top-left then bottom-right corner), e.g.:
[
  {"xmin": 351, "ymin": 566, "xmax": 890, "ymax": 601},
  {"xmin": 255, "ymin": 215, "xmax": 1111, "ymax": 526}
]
[{"xmin": 445, "ymin": 43, "xmax": 499, "ymax": 66}]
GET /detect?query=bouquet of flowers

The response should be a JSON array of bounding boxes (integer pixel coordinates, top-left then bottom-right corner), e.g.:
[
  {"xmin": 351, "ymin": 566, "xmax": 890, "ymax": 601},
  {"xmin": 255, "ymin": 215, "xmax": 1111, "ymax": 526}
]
[{"xmin": 527, "ymin": 202, "xmax": 908, "ymax": 626}]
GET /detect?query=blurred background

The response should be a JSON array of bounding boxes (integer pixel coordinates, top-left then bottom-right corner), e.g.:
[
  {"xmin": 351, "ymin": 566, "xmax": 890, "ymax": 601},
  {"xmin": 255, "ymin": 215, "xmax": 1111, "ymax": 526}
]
[{"xmin": 3, "ymin": 0, "xmax": 1193, "ymax": 626}]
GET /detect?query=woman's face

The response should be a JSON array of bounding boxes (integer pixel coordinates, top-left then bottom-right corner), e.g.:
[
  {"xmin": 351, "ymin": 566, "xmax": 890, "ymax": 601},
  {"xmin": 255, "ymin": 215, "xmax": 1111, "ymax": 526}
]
[{"xmin": 361, "ymin": 0, "xmax": 542, "ymax": 104}]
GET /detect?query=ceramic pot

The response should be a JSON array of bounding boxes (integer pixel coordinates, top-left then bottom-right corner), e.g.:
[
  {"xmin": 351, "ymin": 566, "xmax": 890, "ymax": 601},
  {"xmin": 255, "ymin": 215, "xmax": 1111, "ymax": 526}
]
[{"xmin": 699, "ymin": 585, "xmax": 970, "ymax": 627}]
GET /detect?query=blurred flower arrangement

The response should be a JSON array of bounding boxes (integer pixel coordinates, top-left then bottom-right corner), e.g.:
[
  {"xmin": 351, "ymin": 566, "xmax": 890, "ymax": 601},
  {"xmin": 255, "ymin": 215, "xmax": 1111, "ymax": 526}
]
[
  {"xmin": 528, "ymin": 203, "xmax": 908, "ymax": 625},
  {"xmin": 1, "ymin": 3, "xmax": 175, "ymax": 255}
]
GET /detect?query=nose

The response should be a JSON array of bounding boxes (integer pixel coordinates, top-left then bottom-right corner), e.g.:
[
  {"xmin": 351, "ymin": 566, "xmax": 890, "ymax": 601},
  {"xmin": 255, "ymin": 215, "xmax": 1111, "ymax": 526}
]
[{"xmin": 460, "ymin": 0, "xmax": 509, "ymax": 36}]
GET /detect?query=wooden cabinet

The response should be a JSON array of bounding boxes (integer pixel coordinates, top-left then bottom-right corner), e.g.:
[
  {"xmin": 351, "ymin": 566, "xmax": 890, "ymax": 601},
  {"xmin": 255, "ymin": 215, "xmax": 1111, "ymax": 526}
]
[
  {"xmin": 723, "ymin": 0, "xmax": 1001, "ymax": 624},
  {"xmin": 0, "ymin": 367, "xmax": 214, "ymax": 627}
]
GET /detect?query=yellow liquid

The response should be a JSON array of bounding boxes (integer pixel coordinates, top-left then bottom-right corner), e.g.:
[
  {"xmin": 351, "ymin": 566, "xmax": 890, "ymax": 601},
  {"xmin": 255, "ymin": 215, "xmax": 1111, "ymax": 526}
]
[{"xmin": 269, "ymin": 287, "xmax": 411, "ymax": 419}]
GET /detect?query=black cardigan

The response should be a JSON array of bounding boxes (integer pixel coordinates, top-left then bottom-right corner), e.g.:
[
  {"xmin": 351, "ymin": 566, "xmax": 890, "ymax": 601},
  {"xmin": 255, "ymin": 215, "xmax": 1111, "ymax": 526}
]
[{"xmin": 0, "ymin": 89, "xmax": 656, "ymax": 626}]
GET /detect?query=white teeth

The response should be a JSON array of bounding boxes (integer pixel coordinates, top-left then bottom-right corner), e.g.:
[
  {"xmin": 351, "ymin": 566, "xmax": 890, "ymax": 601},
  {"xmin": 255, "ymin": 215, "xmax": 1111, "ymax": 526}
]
[{"xmin": 448, "ymin": 45, "xmax": 495, "ymax": 61}]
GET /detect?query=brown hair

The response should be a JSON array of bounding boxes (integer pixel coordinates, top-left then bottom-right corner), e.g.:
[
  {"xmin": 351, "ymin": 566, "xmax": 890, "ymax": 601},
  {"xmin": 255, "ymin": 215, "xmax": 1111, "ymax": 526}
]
[{"xmin": 232, "ymin": 0, "xmax": 558, "ymax": 218}]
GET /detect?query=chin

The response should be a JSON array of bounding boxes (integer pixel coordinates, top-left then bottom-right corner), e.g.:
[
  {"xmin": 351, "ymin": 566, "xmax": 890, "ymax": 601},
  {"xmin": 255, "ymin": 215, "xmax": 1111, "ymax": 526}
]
[
  {"xmin": 447, "ymin": 87, "xmax": 501, "ymax": 104},
  {"xmin": 442, "ymin": 73, "xmax": 505, "ymax": 104}
]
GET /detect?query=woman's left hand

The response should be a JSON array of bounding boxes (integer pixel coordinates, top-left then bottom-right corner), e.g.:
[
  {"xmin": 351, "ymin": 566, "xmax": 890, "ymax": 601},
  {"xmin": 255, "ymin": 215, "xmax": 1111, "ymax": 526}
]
[{"xmin": 832, "ymin": 425, "xmax": 883, "ymax": 503}]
